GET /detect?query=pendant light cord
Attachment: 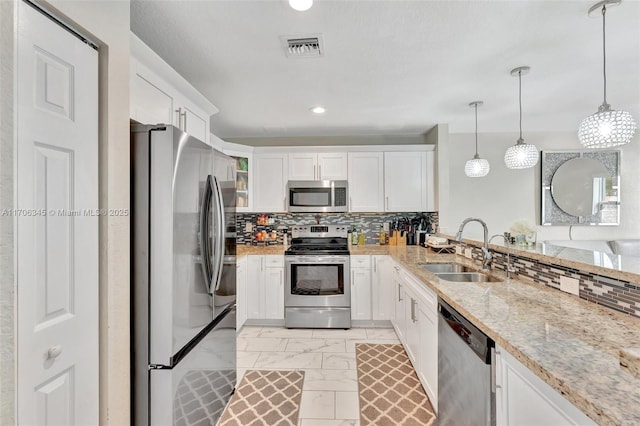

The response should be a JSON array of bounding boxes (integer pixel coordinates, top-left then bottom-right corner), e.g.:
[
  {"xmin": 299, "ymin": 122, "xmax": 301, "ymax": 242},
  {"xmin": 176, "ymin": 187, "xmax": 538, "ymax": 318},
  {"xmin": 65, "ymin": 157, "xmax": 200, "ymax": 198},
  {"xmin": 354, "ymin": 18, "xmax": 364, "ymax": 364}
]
[
  {"xmin": 602, "ymin": 4, "xmax": 608, "ymax": 105},
  {"xmin": 518, "ymin": 70, "xmax": 523, "ymax": 142},
  {"xmin": 474, "ymin": 103, "xmax": 479, "ymax": 155}
]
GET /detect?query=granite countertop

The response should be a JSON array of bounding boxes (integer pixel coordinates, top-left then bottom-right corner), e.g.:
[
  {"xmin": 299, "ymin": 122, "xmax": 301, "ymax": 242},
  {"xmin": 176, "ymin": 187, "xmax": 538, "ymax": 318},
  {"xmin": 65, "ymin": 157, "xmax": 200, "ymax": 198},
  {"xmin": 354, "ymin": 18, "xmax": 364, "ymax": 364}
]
[
  {"xmin": 387, "ymin": 246, "xmax": 640, "ymax": 426},
  {"xmin": 235, "ymin": 243, "xmax": 640, "ymax": 424}
]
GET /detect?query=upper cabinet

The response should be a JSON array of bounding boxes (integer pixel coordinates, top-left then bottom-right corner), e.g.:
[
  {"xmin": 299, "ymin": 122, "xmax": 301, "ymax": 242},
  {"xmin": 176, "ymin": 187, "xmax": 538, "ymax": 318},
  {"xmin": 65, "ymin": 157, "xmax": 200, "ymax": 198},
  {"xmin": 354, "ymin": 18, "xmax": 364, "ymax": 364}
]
[
  {"xmin": 348, "ymin": 152, "xmax": 384, "ymax": 212},
  {"xmin": 384, "ymin": 151, "xmax": 435, "ymax": 212},
  {"xmin": 253, "ymin": 153, "xmax": 289, "ymax": 213},
  {"xmin": 288, "ymin": 152, "xmax": 348, "ymax": 181},
  {"xmin": 130, "ymin": 33, "xmax": 218, "ymax": 145}
]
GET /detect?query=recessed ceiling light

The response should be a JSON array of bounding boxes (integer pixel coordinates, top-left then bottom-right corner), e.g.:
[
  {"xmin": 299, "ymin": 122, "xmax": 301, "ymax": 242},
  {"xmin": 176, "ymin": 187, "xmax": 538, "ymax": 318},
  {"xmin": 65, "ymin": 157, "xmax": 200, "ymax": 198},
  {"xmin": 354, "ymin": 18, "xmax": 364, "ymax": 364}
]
[
  {"xmin": 310, "ymin": 106, "xmax": 326, "ymax": 114},
  {"xmin": 289, "ymin": 0, "xmax": 313, "ymax": 12}
]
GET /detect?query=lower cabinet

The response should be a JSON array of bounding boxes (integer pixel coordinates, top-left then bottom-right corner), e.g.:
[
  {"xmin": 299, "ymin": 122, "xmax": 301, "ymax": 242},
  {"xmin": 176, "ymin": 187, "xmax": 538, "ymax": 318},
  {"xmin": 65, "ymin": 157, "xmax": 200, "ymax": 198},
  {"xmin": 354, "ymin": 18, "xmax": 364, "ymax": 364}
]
[
  {"xmin": 371, "ymin": 255, "xmax": 393, "ymax": 320},
  {"xmin": 351, "ymin": 255, "xmax": 372, "ymax": 321},
  {"xmin": 236, "ymin": 256, "xmax": 247, "ymax": 330},
  {"xmin": 391, "ymin": 262, "xmax": 438, "ymax": 412},
  {"xmin": 246, "ymin": 255, "xmax": 284, "ymax": 321},
  {"xmin": 495, "ymin": 344, "xmax": 596, "ymax": 426}
]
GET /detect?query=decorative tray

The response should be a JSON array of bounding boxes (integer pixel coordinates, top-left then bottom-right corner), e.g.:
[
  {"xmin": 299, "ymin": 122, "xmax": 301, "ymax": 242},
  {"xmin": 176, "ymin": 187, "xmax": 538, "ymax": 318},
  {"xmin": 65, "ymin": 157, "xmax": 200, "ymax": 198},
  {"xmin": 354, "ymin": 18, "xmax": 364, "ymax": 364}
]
[{"xmin": 425, "ymin": 242, "xmax": 456, "ymax": 253}]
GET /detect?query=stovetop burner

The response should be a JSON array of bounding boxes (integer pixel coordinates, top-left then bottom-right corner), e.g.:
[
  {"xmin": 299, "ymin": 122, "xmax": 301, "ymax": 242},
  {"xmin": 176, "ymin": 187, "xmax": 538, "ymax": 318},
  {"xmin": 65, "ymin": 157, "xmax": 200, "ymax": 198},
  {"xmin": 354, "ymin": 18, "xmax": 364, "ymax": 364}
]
[{"xmin": 285, "ymin": 225, "xmax": 350, "ymax": 256}]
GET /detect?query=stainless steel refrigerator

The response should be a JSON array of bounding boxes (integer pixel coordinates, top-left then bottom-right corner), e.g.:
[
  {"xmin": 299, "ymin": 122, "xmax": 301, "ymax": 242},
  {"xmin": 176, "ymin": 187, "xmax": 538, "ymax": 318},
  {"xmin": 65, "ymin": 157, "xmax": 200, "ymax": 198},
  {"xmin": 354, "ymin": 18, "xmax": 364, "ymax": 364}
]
[{"xmin": 131, "ymin": 124, "xmax": 237, "ymax": 426}]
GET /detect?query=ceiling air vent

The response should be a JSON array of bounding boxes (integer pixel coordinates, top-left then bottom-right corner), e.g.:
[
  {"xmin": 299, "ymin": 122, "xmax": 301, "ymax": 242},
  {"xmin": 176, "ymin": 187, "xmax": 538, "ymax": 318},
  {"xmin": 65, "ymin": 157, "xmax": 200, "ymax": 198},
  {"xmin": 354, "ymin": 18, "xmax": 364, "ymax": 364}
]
[{"xmin": 282, "ymin": 34, "xmax": 323, "ymax": 58}]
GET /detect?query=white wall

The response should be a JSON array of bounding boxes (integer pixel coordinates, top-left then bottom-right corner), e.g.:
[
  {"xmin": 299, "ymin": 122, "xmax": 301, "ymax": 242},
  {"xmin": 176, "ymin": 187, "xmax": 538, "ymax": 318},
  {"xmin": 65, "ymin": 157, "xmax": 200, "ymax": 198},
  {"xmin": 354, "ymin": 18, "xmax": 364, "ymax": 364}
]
[
  {"xmin": 443, "ymin": 130, "xmax": 640, "ymax": 242},
  {"xmin": 0, "ymin": 1, "xmax": 131, "ymax": 425}
]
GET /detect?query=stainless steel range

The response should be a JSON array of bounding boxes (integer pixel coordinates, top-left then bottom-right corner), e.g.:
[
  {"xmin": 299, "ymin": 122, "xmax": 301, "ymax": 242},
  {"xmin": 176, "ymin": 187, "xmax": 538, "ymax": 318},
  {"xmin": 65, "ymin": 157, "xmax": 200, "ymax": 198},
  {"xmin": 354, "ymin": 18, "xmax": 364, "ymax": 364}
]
[{"xmin": 284, "ymin": 225, "xmax": 351, "ymax": 329}]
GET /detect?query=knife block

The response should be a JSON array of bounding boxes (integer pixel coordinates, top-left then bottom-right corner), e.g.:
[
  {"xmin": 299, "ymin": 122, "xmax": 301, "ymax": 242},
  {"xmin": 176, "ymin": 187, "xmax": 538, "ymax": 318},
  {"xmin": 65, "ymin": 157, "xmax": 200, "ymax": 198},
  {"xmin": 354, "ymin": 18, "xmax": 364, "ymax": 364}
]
[
  {"xmin": 388, "ymin": 231, "xmax": 397, "ymax": 246},
  {"xmin": 397, "ymin": 233, "xmax": 407, "ymax": 246}
]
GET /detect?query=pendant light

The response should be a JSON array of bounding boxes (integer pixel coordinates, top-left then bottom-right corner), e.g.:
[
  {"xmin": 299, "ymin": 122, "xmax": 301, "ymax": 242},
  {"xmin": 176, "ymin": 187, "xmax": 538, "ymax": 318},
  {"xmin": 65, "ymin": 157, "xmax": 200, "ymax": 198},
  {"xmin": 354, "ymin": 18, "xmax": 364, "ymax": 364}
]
[
  {"xmin": 504, "ymin": 66, "xmax": 539, "ymax": 169},
  {"xmin": 289, "ymin": 0, "xmax": 313, "ymax": 11},
  {"xmin": 465, "ymin": 101, "xmax": 490, "ymax": 177},
  {"xmin": 578, "ymin": 0, "xmax": 636, "ymax": 148}
]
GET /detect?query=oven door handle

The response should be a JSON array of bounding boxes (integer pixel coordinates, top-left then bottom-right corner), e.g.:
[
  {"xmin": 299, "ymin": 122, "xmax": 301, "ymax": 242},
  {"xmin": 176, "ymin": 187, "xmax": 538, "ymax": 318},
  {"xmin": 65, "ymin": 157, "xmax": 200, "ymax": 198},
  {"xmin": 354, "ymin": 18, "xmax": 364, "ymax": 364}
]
[{"xmin": 286, "ymin": 256, "xmax": 350, "ymax": 263}]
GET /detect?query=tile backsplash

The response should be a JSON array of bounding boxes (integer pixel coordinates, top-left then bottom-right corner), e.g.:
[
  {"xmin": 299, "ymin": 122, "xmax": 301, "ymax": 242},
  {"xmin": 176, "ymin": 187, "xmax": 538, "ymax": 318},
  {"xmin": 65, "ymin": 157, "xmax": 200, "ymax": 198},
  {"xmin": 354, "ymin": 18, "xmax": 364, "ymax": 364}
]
[
  {"xmin": 457, "ymin": 241, "xmax": 640, "ymax": 319},
  {"xmin": 235, "ymin": 212, "xmax": 438, "ymax": 245}
]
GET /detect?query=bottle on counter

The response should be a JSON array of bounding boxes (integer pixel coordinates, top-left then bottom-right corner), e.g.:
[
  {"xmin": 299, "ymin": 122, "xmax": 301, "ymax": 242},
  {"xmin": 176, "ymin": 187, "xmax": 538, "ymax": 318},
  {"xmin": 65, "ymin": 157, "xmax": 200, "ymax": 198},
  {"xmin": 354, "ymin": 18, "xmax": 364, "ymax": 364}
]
[
  {"xmin": 358, "ymin": 229, "xmax": 366, "ymax": 245},
  {"xmin": 351, "ymin": 225, "xmax": 358, "ymax": 245},
  {"xmin": 379, "ymin": 225, "xmax": 387, "ymax": 245}
]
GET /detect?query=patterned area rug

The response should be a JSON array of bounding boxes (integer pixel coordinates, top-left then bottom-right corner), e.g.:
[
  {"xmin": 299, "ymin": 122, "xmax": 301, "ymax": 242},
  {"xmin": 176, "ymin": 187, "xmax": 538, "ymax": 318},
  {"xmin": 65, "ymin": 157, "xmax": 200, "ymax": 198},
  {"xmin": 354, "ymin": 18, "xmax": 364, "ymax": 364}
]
[
  {"xmin": 218, "ymin": 370, "xmax": 304, "ymax": 426},
  {"xmin": 173, "ymin": 369, "xmax": 236, "ymax": 426},
  {"xmin": 356, "ymin": 343, "xmax": 436, "ymax": 426}
]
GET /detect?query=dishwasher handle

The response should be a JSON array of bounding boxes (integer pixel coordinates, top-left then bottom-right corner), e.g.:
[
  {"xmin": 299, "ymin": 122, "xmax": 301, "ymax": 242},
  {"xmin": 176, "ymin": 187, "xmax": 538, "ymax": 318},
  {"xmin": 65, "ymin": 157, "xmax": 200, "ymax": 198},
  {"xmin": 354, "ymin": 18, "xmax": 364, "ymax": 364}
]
[{"xmin": 439, "ymin": 299, "xmax": 494, "ymax": 364}]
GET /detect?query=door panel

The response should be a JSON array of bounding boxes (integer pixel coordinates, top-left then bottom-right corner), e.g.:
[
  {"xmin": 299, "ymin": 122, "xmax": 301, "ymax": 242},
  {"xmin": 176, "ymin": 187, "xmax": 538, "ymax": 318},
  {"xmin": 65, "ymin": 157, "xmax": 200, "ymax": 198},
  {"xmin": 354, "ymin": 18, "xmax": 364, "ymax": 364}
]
[{"xmin": 17, "ymin": 3, "xmax": 98, "ymax": 424}]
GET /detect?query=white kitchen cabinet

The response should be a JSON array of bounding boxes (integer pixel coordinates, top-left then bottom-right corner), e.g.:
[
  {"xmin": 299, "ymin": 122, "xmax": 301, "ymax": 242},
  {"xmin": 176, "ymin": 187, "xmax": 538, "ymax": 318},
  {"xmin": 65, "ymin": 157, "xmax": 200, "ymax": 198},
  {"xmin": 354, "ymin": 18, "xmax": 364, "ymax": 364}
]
[
  {"xmin": 350, "ymin": 255, "xmax": 372, "ymax": 321},
  {"xmin": 391, "ymin": 262, "xmax": 406, "ymax": 341},
  {"xmin": 371, "ymin": 255, "xmax": 392, "ymax": 320},
  {"xmin": 246, "ymin": 255, "xmax": 284, "ymax": 321},
  {"xmin": 384, "ymin": 151, "xmax": 431, "ymax": 212},
  {"xmin": 347, "ymin": 152, "xmax": 384, "ymax": 212},
  {"xmin": 236, "ymin": 256, "xmax": 247, "ymax": 331},
  {"xmin": 404, "ymin": 284, "xmax": 420, "ymax": 365},
  {"xmin": 253, "ymin": 154, "xmax": 288, "ymax": 212},
  {"xmin": 288, "ymin": 152, "xmax": 348, "ymax": 181},
  {"xmin": 495, "ymin": 344, "xmax": 596, "ymax": 426},
  {"xmin": 130, "ymin": 34, "xmax": 217, "ymax": 145}
]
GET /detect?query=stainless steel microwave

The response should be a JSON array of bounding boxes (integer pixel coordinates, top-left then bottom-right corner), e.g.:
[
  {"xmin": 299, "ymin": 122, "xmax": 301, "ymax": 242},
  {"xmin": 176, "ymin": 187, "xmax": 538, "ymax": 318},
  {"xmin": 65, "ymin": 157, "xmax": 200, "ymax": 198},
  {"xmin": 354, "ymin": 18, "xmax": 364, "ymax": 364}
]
[{"xmin": 287, "ymin": 180, "xmax": 348, "ymax": 213}]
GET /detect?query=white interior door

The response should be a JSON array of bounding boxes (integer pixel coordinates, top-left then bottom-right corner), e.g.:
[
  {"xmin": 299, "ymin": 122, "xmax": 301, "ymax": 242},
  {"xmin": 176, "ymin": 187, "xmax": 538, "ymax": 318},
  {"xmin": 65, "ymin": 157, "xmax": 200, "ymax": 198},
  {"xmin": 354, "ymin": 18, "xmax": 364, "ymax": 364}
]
[{"xmin": 17, "ymin": 2, "xmax": 99, "ymax": 425}]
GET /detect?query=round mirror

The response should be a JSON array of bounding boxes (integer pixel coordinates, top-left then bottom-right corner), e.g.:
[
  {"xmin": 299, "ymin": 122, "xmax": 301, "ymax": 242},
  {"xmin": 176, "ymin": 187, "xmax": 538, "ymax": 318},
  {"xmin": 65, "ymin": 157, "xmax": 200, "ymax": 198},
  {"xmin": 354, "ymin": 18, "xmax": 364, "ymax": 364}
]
[{"xmin": 551, "ymin": 157, "xmax": 609, "ymax": 217}]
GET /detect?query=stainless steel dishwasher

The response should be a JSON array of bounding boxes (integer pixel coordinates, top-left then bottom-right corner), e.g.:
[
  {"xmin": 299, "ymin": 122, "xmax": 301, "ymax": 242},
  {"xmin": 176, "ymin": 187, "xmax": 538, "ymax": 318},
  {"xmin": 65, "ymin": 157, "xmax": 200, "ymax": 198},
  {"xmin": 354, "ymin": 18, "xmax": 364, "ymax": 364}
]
[{"xmin": 438, "ymin": 299, "xmax": 495, "ymax": 425}]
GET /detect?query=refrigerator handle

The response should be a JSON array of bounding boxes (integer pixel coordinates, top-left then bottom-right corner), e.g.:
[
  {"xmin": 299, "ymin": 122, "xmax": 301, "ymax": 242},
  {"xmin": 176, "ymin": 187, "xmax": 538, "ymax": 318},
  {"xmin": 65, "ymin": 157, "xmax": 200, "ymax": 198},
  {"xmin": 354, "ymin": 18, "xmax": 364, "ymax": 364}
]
[
  {"xmin": 199, "ymin": 175, "xmax": 214, "ymax": 290},
  {"xmin": 210, "ymin": 176, "xmax": 226, "ymax": 293}
]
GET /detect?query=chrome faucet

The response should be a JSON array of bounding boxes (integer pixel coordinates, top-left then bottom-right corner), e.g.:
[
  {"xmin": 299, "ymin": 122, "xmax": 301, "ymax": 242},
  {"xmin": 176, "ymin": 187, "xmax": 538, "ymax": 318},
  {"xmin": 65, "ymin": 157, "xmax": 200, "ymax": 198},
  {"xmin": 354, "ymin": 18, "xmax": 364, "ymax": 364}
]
[
  {"xmin": 489, "ymin": 233, "xmax": 516, "ymax": 280},
  {"xmin": 456, "ymin": 217, "xmax": 492, "ymax": 270}
]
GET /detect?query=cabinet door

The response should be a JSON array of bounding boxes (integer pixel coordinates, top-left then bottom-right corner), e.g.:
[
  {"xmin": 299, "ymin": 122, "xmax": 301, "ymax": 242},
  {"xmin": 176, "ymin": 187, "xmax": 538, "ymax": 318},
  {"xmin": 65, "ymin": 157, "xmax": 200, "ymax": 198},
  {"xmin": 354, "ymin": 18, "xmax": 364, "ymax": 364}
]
[
  {"xmin": 288, "ymin": 152, "xmax": 317, "ymax": 180},
  {"xmin": 496, "ymin": 345, "xmax": 596, "ymax": 426},
  {"xmin": 418, "ymin": 304, "xmax": 438, "ymax": 409},
  {"xmin": 254, "ymin": 154, "xmax": 288, "ymax": 212},
  {"xmin": 347, "ymin": 152, "xmax": 384, "ymax": 212},
  {"xmin": 371, "ymin": 255, "xmax": 392, "ymax": 320},
  {"xmin": 391, "ymin": 265, "xmax": 406, "ymax": 340},
  {"xmin": 236, "ymin": 257, "xmax": 247, "ymax": 330},
  {"xmin": 264, "ymin": 267, "xmax": 284, "ymax": 320},
  {"xmin": 318, "ymin": 152, "xmax": 348, "ymax": 180},
  {"xmin": 404, "ymin": 288, "xmax": 420, "ymax": 365},
  {"xmin": 181, "ymin": 103, "xmax": 208, "ymax": 144},
  {"xmin": 384, "ymin": 151, "xmax": 427, "ymax": 212},
  {"xmin": 351, "ymin": 267, "xmax": 372, "ymax": 321},
  {"xmin": 246, "ymin": 256, "xmax": 264, "ymax": 319},
  {"xmin": 130, "ymin": 61, "xmax": 176, "ymax": 126}
]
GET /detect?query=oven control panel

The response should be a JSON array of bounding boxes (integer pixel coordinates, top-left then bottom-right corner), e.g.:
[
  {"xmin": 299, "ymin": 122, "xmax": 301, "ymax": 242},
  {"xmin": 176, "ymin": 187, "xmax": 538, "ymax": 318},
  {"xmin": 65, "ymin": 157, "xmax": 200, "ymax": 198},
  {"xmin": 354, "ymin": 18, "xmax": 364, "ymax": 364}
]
[{"xmin": 290, "ymin": 225, "xmax": 349, "ymax": 239}]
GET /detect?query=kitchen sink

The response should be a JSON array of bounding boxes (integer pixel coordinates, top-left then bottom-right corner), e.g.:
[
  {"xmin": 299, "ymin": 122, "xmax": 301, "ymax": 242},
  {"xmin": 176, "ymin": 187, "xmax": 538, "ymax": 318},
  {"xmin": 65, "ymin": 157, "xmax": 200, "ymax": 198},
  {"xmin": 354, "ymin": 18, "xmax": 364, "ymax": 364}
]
[
  {"xmin": 420, "ymin": 263, "xmax": 475, "ymax": 273},
  {"xmin": 435, "ymin": 272, "xmax": 502, "ymax": 283}
]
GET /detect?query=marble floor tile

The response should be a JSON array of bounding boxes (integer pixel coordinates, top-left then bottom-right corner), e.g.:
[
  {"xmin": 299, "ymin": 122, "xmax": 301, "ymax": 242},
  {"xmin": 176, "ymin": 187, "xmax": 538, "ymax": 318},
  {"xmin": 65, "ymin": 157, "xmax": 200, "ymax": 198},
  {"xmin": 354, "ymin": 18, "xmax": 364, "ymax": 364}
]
[
  {"xmin": 312, "ymin": 328, "xmax": 368, "ymax": 339},
  {"xmin": 258, "ymin": 327, "xmax": 314, "ymax": 339},
  {"xmin": 300, "ymin": 420, "xmax": 359, "ymax": 426},
  {"xmin": 302, "ymin": 368, "xmax": 358, "ymax": 391},
  {"xmin": 322, "ymin": 352, "xmax": 357, "ymax": 370},
  {"xmin": 335, "ymin": 391, "xmax": 360, "ymax": 420},
  {"xmin": 299, "ymin": 390, "xmax": 335, "ymax": 419},
  {"xmin": 237, "ymin": 337, "xmax": 288, "ymax": 352},
  {"xmin": 365, "ymin": 327, "xmax": 398, "ymax": 340},
  {"xmin": 236, "ymin": 368, "xmax": 247, "ymax": 383},
  {"xmin": 236, "ymin": 351, "xmax": 260, "ymax": 368},
  {"xmin": 237, "ymin": 326, "xmax": 262, "ymax": 337},
  {"xmin": 345, "ymin": 339, "xmax": 400, "ymax": 353},
  {"xmin": 286, "ymin": 338, "xmax": 346, "ymax": 353},
  {"xmin": 253, "ymin": 351, "xmax": 323, "ymax": 369}
]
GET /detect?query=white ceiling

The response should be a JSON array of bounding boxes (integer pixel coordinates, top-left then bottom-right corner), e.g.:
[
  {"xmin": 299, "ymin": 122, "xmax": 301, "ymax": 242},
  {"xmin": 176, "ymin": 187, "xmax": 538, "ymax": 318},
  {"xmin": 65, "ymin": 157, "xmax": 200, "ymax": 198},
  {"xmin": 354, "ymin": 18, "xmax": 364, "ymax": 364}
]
[{"xmin": 131, "ymin": 0, "xmax": 640, "ymax": 139}]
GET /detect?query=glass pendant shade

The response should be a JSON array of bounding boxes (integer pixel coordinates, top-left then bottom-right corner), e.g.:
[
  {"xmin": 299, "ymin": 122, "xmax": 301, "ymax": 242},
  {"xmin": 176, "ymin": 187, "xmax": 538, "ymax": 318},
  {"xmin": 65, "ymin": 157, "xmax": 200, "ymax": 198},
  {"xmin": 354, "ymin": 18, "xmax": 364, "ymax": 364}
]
[
  {"xmin": 580, "ymin": 1, "xmax": 636, "ymax": 148},
  {"xmin": 465, "ymin": 155, "xmax": 490, "ymax": 177},
  {"xmin": 504, "ymin": 140, "xmax": 539, "ymax": 169},
  {"xmin": 579, "ymin": 105, "xmax": 636, "ymax": 148}
]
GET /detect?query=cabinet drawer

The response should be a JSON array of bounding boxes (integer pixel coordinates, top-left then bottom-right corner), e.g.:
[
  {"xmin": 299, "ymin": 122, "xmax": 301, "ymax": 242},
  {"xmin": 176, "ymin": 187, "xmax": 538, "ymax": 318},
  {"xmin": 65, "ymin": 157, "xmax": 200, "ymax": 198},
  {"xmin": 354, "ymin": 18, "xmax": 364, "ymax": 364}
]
[
  {"xmin": 264, "ymin": 255, "xmax": 284, "ymax": 268},
  {"xmin": 351, "ymin": 255, "xmax": 371, "ymax": 269}
]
